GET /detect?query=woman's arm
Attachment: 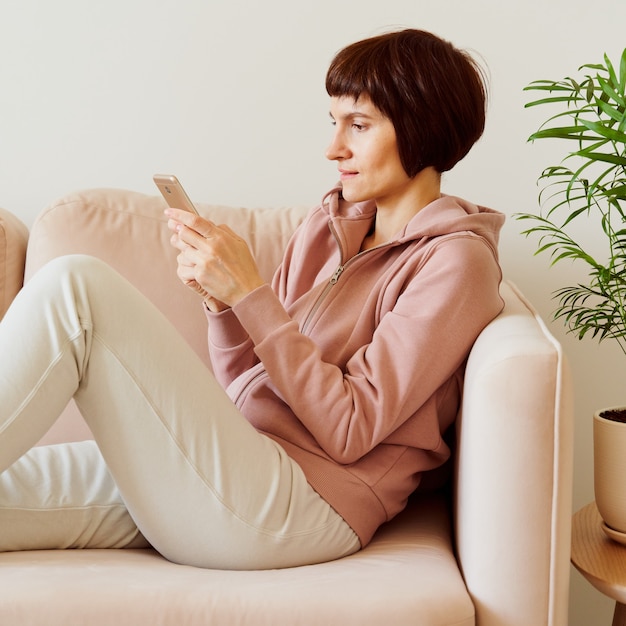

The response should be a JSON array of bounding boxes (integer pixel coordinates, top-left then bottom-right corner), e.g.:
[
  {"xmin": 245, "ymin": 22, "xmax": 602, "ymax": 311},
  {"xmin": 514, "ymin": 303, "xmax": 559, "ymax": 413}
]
[{"xmin": 165, "ymin": 207, "xmax": 267, "ymax": 386}]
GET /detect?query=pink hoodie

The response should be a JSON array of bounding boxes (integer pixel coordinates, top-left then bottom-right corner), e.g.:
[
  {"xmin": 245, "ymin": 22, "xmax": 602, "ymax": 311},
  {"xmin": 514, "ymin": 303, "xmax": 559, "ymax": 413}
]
[{"xmin": 207, "ymin": 187, "xmax": 505, "ymax": 547}]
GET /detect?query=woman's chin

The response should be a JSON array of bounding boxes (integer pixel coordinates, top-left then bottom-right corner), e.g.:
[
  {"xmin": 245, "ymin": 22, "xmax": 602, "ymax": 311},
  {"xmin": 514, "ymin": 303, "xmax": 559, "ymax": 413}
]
[{"xmin": 339, "ymin": 185, "xmax": 365, "ymax": 203}]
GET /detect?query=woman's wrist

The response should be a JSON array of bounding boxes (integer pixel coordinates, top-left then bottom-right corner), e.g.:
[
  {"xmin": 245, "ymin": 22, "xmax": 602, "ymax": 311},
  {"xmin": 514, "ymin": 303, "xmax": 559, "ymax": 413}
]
[{"xmin": 203, "ymin": 297, "xmax": 230, "ymax": 313}]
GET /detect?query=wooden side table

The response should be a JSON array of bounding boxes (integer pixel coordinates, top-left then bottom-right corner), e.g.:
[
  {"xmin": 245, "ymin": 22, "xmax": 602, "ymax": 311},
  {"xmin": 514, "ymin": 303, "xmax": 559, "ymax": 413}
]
[{"xmin": 571, "ymin": 502, "xmax": 626, "ymax": 626}]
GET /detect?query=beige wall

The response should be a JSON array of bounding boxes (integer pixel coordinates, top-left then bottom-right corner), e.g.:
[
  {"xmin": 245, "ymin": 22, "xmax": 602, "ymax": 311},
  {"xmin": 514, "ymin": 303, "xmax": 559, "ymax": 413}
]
[{"xmin": 2, "ymin": 0, "xmax": 625, "ymax": 622}]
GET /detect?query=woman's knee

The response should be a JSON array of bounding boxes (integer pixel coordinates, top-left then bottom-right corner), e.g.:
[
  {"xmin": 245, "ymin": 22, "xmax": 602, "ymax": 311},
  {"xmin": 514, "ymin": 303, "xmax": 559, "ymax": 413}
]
[
  {"xmin": 40, "ymin": 254, "xmax": 110, "ymax": 280},
  {"xmin": 27, "ymin": 255, "xmax": 122, "ymax": 314},
  {"xmin": 35, "ymin": 255, "xmax": 118, "ymax": 295}
]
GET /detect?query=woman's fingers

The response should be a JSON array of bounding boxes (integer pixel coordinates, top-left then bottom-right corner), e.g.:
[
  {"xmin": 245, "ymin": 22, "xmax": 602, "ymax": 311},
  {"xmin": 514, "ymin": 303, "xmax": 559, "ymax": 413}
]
[{"xmin": 165, "ymin": 208, "xmax": 264, "ymax": 307}]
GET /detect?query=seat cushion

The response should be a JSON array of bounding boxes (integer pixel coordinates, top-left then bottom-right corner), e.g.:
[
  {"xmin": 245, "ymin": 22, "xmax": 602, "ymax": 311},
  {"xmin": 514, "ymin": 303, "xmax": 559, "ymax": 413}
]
[{"xmin": 0, "ymin": 493, "xmax": 474, "ymax": 626}]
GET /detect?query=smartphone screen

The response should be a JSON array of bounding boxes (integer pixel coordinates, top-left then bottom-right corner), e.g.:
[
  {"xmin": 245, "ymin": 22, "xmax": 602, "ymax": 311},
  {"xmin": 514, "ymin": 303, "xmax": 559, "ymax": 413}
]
[{"xmin": 153, "ymin": 174, "xmax": 199, "ymax": 215}]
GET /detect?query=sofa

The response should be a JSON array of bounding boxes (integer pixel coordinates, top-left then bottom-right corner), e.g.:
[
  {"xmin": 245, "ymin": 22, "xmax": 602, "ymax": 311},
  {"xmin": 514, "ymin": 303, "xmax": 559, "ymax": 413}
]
[{"xmin": 0, "ymin": 189, "xmax": 573, "ymax": 625}]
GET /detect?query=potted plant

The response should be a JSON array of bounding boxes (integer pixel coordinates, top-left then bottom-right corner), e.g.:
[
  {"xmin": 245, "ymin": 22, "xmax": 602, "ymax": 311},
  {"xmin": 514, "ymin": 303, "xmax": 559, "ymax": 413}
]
[{"xmin": 517, "ymin": 47, "xmax": 626, "ymax": 539}]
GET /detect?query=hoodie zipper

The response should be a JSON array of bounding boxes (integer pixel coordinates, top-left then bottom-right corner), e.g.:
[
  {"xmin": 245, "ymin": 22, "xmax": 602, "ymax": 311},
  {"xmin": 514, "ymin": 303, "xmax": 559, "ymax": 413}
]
[
  {"xmin": 300, "ymin": 268, "xmax": 342, "ymax": 335},
  {"xmin": 235, "ymin": 224, "xmax": 396, "ymax": 406},
  {"xmin": 330, "ymin": 265, "xmax": 345, "ymax": 284},
  {"xmin": 300, "ymin": 221, "xmax": 388, "ymax": 335}
]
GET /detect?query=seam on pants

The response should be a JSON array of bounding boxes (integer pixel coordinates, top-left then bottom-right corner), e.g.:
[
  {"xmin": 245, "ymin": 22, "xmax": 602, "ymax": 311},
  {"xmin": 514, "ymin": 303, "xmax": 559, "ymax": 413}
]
[{"xmin": 1, "ymin": 326, "xmax": 84, "ymax": 435}]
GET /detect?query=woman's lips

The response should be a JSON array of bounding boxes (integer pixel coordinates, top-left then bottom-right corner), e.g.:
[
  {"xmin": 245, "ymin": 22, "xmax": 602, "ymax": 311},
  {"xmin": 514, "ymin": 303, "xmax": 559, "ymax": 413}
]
[{"xmin": 339, "ymin": 170, "xmax": 358, "ymax": 180}]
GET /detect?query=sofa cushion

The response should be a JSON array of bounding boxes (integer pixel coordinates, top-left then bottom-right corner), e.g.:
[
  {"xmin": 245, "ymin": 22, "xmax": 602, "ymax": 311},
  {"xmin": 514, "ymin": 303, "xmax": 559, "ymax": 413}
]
[
  {"xmin": 0, "ymin": 492, "xmax": 474, "ymax": 626},
  {"xmin": 25, "ymin": 188, "xmax": 310, "ymax": 367},
  {"xmin": 0, "ymin": 207, "xmax": 29, "ymax": 320}
]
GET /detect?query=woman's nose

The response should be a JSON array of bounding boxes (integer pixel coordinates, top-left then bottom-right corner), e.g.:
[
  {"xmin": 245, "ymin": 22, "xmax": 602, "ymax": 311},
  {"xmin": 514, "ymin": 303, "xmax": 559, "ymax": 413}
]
[{"xmin": 325, "ymin": 130, "xmax": 348, "ymax": 161}]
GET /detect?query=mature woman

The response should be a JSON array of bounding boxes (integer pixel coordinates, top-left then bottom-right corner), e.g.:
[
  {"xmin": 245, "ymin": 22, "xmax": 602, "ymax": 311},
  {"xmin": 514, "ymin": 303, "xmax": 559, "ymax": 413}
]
[{"xmin": 0, "ymin": 28, "xmax": 504, "ymax": 570}]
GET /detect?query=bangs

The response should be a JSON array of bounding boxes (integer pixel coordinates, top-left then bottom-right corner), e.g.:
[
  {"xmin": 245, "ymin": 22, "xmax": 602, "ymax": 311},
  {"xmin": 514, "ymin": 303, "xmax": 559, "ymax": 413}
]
[{"xmin": 325, "ymin": 42, "xmax": 385, "ymax": 106}]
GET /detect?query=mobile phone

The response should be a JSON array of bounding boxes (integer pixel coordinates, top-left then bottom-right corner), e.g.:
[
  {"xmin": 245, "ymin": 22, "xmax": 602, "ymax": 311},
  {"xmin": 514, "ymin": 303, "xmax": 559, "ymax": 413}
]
[{"xmin": 153, "ymin": 174, "xmax": 199, "ymax": 215}]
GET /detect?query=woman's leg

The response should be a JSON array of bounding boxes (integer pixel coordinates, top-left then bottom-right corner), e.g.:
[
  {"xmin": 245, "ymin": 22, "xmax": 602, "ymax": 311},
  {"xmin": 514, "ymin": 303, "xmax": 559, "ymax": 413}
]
[
  {"xmin": 0, "ymin": 255, "xmax": 358, "ymax": 569},
  {"xmin": 0, "ymin": 440, "xmax": 150, "ymax": 550}
]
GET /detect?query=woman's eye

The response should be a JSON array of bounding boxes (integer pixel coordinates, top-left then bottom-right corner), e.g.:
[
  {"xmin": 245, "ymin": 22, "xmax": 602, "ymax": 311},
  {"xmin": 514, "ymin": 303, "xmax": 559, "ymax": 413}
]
[{"xmin": 352, "ymin": 123, "xmax": 365, "ymax": 131}]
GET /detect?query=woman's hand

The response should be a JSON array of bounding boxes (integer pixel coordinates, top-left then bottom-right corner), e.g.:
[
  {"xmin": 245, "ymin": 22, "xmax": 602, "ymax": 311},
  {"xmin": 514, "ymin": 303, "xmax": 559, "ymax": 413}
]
[{"xmin": 165, "ymin": 208, "xmax": 265, "ymax": 312}]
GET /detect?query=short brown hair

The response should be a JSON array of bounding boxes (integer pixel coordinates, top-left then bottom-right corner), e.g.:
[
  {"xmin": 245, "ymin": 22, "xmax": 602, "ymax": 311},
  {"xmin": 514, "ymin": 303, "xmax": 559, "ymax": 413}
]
[{"xmin": 325, "ymin": 29, "xmax": 488, "ymax": 177}]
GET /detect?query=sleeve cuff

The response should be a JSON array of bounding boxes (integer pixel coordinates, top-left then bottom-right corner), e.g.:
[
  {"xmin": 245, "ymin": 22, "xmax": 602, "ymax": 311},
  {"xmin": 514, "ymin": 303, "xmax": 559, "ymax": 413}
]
[
  {"xmin": 232, "ymin": 284, "xmax": 294, "ymax": 346},
  {"xmin": 205, "ymin": 304, "xmax": 251, "ymax": 349}
]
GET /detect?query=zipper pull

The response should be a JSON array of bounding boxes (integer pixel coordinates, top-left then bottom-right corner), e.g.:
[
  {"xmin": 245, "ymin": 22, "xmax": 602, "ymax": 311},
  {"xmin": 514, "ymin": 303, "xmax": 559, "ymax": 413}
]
[{"xmin": 330, "ymin": 265, "xmax": 344, "ymax": 284}]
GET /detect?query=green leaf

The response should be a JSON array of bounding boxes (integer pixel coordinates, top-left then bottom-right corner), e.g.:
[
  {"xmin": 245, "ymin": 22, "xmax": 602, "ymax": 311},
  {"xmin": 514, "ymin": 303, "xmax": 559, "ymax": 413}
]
[
  {"xmin": 580, "ymin": 62, "xmax": 608, "ymax": 72},
  {"xmin": 578, "ymin": 118, "xmax": 626, "ymax": 143},
  {"xmin": 530, "ymin": 126, "xmax": 599, "ymax": 141},
  {"xmin": 597, "ymin": 74, "xmax": 626, "ymax": 107},
  {"xmin": 606, "ymin": 184, "xmax": 626, "ymax": 200},
  {"xmin": 620, "ymin": 48, "xmax": 626, "ymax": 93},
  {"xmin": 524, "ymin": 79, "xmax": 576, "ymax": 91},
  {"xmin": 573, "ymin": 150, "xmax": 626, "ymax": 166},
  {"xmin": 524, "ymin": 96, "xmax": 583, "ymax": 109},
  {"xmin": 603, "ymin": 54, "xmax": 620, "ymax": 91},
  {"xmin": 595, "ymin": 97, "xmax": 626, "ymax": 124}
]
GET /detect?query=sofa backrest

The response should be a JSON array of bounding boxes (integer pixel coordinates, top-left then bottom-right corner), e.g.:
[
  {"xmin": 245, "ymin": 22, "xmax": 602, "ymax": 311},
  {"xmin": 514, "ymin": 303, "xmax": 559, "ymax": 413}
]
[{"xmin": 25, "ymin": 189, "xmax": 309, "ymax": 369}]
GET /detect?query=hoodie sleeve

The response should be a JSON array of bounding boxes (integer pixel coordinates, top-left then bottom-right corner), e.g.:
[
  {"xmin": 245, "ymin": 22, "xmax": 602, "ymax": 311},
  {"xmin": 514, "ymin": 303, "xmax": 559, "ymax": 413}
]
[
  {"xmin": 205, "ymin": 306, "xmax": 258, "ymax": 390},
  {"xmin": 206, "ymin": 207, "xmax": 319, "ymax": 390}
]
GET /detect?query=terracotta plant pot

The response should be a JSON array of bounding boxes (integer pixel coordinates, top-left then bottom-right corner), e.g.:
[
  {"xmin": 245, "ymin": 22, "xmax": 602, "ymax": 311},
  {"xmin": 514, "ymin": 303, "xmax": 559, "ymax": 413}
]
[{"xmin": 594, "ymin": 407, "xmax": 626, "ymax": 542}]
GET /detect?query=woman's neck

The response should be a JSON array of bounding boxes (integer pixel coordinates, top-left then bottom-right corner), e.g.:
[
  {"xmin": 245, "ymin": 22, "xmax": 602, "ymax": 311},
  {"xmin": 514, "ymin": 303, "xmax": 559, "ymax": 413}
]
[{"xmin": 361, "ymin": 167, "xmax": 441, "ymax": 251}]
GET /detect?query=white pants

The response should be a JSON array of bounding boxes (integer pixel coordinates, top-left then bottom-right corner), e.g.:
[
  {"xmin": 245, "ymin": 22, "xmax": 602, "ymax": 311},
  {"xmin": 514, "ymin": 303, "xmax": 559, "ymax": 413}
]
[{"xmin": 0, "ymin": 255, "xmax": 359, "ymax": 569}]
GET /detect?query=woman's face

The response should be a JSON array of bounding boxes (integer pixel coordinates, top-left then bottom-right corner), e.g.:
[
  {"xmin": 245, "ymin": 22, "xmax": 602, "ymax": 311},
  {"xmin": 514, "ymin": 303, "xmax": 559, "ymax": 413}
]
[{"xmin": 326, "ymin": 95, "xmax": 412, "ymax": 209}]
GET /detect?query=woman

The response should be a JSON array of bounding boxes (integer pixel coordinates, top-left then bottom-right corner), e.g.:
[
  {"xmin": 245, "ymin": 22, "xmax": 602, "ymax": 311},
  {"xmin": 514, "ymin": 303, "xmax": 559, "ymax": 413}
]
[{"xmin": 0, "ymin": 28, "xmax": 504, "ymax": 569}]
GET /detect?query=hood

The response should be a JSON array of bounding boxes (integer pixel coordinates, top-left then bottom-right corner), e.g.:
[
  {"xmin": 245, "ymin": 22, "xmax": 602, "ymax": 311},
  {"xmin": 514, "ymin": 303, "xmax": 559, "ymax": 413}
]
[{"xmin": 321, "ymin": 184, "xmax": 505, "ymax": 258}]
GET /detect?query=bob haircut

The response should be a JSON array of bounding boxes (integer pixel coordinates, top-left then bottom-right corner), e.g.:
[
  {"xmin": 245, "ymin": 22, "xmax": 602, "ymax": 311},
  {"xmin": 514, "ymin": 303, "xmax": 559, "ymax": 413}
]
[{"xmin": 325, "ymin": 29, "xmax": 488, "ymax": 177}]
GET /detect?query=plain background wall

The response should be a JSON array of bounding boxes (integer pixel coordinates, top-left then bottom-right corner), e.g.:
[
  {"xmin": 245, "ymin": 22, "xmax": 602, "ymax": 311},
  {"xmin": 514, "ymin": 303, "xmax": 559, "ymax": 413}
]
[{"xmin": 2, "ymin": 0, "xmax": 625, "ymax": 622}]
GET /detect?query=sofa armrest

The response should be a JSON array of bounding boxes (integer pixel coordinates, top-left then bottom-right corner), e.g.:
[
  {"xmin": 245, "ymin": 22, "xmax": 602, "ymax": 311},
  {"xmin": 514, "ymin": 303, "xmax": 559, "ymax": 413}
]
[
  {"xmin": 0, "ymin": 207, "xmax": 29, "ymax": 320},
  {"xmin": 454, "ymin": 281, "xmax": 574, "ymax": 626}
]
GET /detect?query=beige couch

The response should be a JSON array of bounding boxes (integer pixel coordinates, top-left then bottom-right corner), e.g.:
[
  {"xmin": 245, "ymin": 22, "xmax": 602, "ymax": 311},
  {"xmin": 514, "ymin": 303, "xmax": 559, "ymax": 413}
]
[{"xmin": 0, "ymin": 189, "xmax": 573, "ymax": 626}]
